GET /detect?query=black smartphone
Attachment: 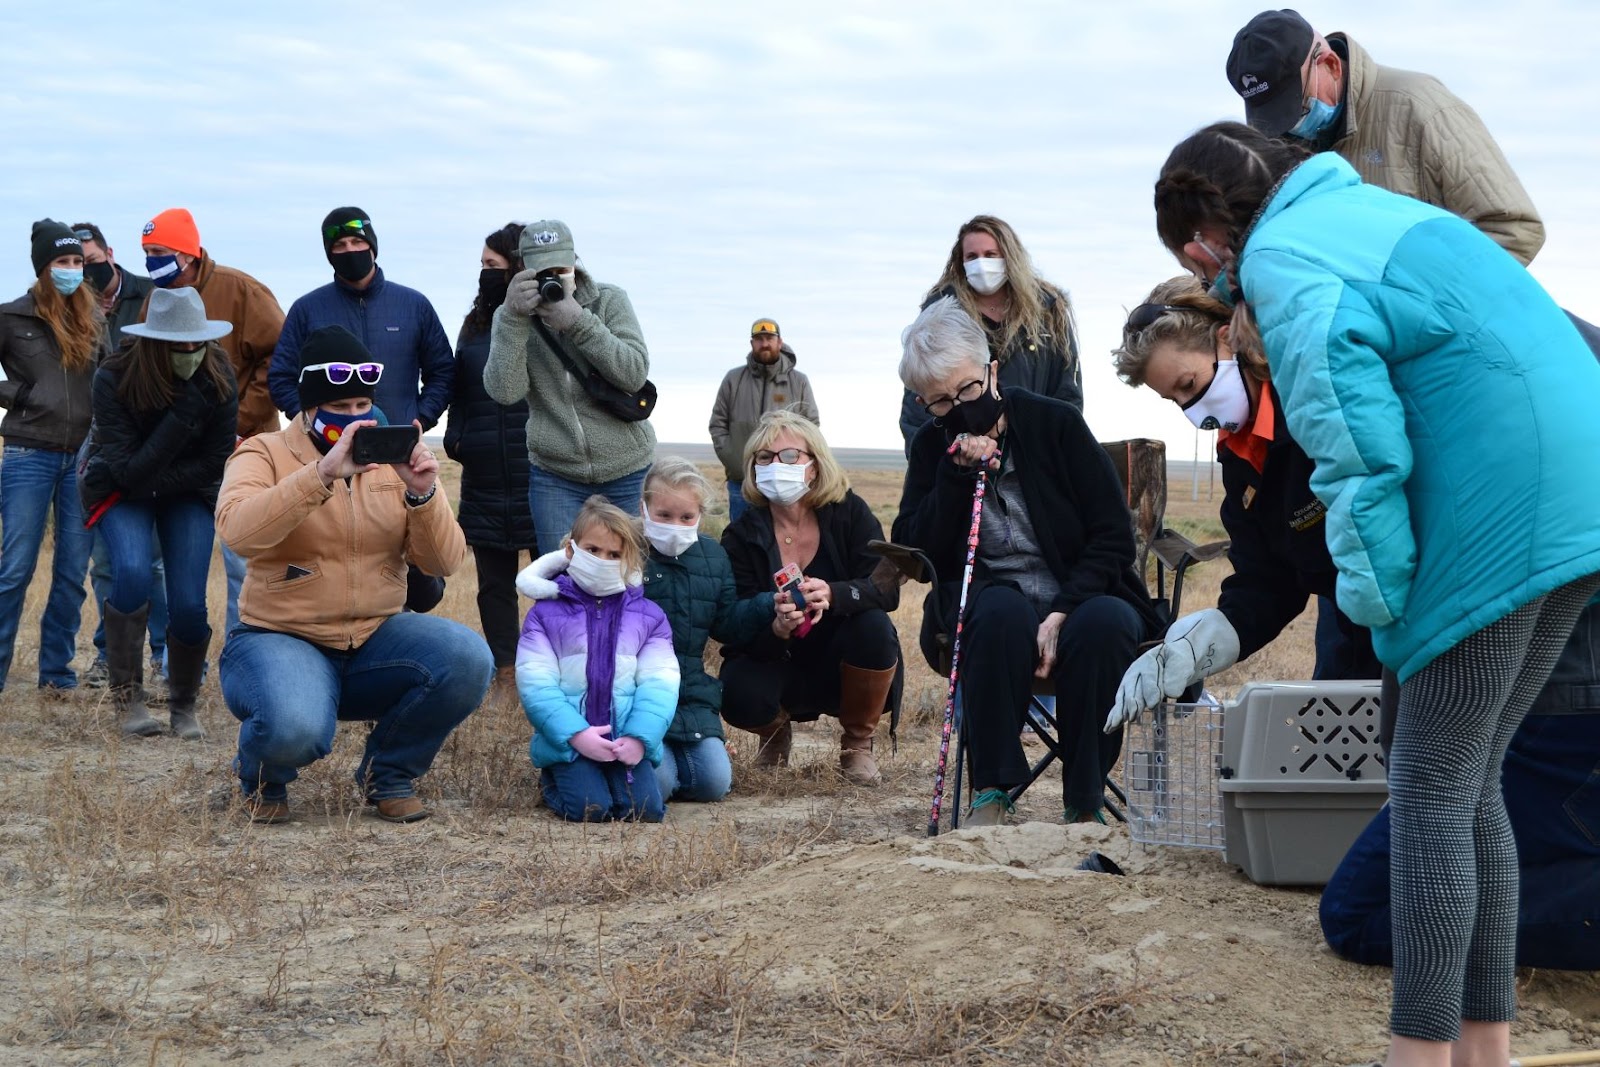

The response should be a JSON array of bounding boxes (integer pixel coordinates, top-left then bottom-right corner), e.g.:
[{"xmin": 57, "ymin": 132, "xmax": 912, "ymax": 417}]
[{"xmin": 349, "ymin": 425, "xmax": 420, "ymax": 465}]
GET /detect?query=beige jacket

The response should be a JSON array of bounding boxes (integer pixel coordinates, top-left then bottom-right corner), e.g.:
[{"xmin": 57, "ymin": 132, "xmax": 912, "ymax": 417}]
[
  {"xmin": 216, "ymin": 425, "xmax": 466, "ymax": 649},
  {"xmin": 1331, "ymin": 33, "xmax": 1544, "ymax": 265}
]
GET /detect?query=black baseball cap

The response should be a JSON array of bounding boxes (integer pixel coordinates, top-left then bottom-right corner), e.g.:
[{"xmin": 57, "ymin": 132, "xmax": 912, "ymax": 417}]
[{"xmin": 1226, "ymin": 9, "xmax": 1316, "ymax": 136}]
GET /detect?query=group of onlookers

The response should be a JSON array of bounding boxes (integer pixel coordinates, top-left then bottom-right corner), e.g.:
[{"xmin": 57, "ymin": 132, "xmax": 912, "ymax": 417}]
[{"xmin": 2, "ymin": 9, "xmax": 1599, "ymax": 1062}]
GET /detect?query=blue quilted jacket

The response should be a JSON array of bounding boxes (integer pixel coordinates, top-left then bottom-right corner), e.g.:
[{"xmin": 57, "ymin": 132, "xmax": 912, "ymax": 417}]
[{"xmin": 1240, "ymin": 154, "xmax": 1600, "ymax": 681}]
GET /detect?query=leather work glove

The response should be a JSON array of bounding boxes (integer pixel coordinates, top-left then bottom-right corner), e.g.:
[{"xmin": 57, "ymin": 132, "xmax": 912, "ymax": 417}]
[
  {"xmin": 504, "ymin": 268, "xmax": 544, "ymax": 317},
  {"xmin": 1105, "ymin": 608, "xmax": 1240, "ymax": 732}
]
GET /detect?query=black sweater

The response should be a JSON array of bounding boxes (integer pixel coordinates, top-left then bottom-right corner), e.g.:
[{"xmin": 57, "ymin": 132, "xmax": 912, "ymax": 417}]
[{"xmin": 443, "ymin": 328, "xmax": 536, "ymax": 551}]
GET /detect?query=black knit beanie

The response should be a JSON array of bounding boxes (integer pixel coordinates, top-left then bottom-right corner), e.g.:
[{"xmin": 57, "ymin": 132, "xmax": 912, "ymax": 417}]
[
  {"xmin": 320, "ymin": 206, "xmax": 377, "ymax": 263},
  {"xmin": 31, "ymin": 219, "xmax": 83, "ymax": 276},
  {"xmin": 297, "ymin": 326, "xmax": 381, "ymax": 411}
]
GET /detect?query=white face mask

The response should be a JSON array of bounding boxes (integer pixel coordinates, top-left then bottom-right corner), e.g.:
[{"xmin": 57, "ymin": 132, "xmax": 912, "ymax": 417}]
[
  {"xmin": 642, "ymin": 514, "xmax": 699, "ymax": 558},
  {"xmin": 963, "ymin": 257, "xmax": 1007, "ymax": 296},
  {"xmin": 567, "ymin": 543, "xmax": 627, "ymax": 597},
  {"xmin": 1181, "ymin": 359, "xmax": 1251, "ymax": 433},
  {"xmin": 755, "ymin": 461, "xmax": 811, "ymax": 507}
]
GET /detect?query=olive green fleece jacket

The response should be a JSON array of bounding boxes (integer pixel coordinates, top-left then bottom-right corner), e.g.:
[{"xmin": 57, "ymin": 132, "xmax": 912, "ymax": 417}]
[{"xmin": 482, "ymin": 274, "xmax": 656, "ymax": 483}]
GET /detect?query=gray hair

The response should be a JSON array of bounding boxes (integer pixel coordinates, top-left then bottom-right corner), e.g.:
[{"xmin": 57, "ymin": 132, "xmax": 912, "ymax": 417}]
[{"xmin": 899, "ymin": 296, "xmax": 990, "ymax": 397}]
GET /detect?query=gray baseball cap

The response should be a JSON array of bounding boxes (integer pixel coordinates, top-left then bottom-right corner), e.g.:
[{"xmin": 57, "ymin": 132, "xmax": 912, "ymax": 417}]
[{"xmin": 518, "ymin": 220, "xmax": 575, "ymax": 273}]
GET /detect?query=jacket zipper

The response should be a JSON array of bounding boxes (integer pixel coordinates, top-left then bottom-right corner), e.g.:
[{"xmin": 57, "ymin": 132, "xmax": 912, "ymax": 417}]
[{"xmin": 343, "ymin": 479, "xmax": 359, "ymax": 647}]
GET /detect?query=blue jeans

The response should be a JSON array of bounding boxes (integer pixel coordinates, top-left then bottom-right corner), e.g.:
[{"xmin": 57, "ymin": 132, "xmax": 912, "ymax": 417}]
[
  {"xmin": 221, "ymin": 612, "xmax": 493, "ymax": 800},
  {"xmin": 527, "ymin": 464, "xmax": 650, "ymax": 564},
  {"xmin": 91, "ymin": 531, "xmax": 167, "ymax": 666},
  {"xmin": 1321, "ymin": 712, "xmax": 1600, "ymax": 970},
  {"xmin": 542, "ymin": 755, "xmax": 665, "ymax": 822},
  {"xmin": 655, "ymin": 736, "xmax": 733, "ymax": 802},
  {"xmin": 222, "ymin": 542, "xmax": 246, "ymax": 643},
  {"xmin": 727, "ymin": 481, "xmax": 748, "ymax": 524},
  {"xmin": 0, "ymin": 446, "xmax": 92, "ymax": 689},
  {"xmin": 97, "ymin": 497, "xmax": 214, "ymax": 646}
]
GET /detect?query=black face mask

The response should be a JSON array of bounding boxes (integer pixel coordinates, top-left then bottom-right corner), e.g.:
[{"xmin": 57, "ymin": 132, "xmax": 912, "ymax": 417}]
[
  {"xmin": 84, "ymin": 260, "xmax": 116, "ymax": 292},
  {"xmin": 477, "ymin": 267, "xmax": 510, "ymax": 308},
  {"xmin": 330, "ymin": 249, "xmax": 375, "ymax": 284},
  {"xmin": 944, "ymin": 389, "xmax": 1005, "ymax": 439}
]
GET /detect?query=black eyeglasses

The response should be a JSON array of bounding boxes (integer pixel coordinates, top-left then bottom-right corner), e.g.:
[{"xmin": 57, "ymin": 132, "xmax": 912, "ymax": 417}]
[
  {"xmin": 299, "ymin": 361, "xmax": 383, "ymax": 386},
  {"xmin": 920, "ymin": 363, "xmax": 995, "ymax": 418},
  {"xmin": 1123, "ymin": 303, "xmax": 1188, "ymax": 338},
  {"xmin": 753, "ymin": 447, "xmax": 811, "ymax": 466},
  {"xmin": 322, "ymin": 218, "xmax": 372, "ymax": 243}
]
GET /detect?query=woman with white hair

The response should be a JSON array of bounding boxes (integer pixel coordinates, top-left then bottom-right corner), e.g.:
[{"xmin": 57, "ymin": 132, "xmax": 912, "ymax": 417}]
[{"xmin": 892, "ymin": 297, "xmax": 1164, "ymax": 825}]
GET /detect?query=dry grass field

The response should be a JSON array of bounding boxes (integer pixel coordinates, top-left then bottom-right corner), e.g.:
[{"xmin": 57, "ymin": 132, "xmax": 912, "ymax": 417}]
[{"xmin": 1, "ymin": 458, "xmax": 1595, "ymax": 1066}]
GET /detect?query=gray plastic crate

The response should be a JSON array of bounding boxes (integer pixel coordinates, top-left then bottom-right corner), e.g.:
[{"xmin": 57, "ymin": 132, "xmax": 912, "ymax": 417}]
[{"xmin": 1220, "ymin": 680, "xmax": 1388, "ymax": 886}]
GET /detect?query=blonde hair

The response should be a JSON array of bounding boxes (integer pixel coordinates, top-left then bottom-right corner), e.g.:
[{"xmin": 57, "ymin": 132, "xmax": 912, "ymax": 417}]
[
  {"xmin": 566, "ymin": 495, "xmax": 646, "ymax": 578},
  {"xmin": 29, "ymin": 275, "xmax": 102, "ymax": 372},
  {"xmin": 924, "ymin": 214, "xmax": 1077, "ymax": 367},
  {"xmin": 741, "ymin": 409, "xmax": 849, "ymax": 509},
  {"xmin": 1111, "ymin": 275, "xmax": 1270, "ymax": 388},
  {"xmin": 642, "ymin": 455, "xmax": 712, "ymax": 511}
]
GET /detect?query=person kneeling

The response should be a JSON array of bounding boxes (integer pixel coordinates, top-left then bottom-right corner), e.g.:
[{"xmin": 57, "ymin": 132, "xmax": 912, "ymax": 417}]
[
  {"xmin": 516, "ymin": 497, "xmax": 679, "ymax": 821},
  {"xmin": 216, "ymin": 326, "xmax": 493, "ymax": 825}
]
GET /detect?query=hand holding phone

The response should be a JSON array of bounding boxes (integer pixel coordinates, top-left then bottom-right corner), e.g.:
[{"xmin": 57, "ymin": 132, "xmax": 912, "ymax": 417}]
[
  {"xmin": 350, "ymin": 425, "xmax": 420, "ymax": 466},
  {"xmin": 773, "ymin": 562, "xmax": 814, "ymax": 639}
]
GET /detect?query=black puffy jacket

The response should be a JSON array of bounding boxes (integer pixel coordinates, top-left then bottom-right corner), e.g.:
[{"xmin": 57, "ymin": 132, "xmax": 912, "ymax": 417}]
[
  {"xmin": 444, "ymin": 328, "xmax": 537, "ymax": 551},
  {"xmin": 82, "ymin": 341, "xmax": 238, "ymax": 513}
]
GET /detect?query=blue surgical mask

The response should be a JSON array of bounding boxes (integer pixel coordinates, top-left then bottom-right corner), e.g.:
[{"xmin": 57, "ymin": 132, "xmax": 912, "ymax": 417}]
[
  {"xmin": 1290, "ymin": 98, "xmax": 1340, "ymax": 143},
  {"xmin": 50, "ymin": 268, "xmax": 83, "ymax": 296},
  {"xmin": 146, "ymin": 253, "xmax": 183, "ymax": 288}
]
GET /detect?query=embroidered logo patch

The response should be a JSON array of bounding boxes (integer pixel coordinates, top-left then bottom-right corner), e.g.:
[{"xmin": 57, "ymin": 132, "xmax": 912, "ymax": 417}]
[
  {"xmin": 141, "ymin": 221, "xmax": 155, "ymax": 236},
  {"xmin": 528, "ymin": 230, "xmax": 561, "ymax": 246}
]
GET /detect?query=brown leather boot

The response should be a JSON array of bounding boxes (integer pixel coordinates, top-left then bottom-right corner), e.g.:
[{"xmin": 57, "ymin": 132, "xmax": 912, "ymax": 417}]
[
  {"xmin": 489, "ymin": 665, "xmax": 517, "ymax": 704},
  {"xmin": 837, "ymin": 664, "xmax": 894, "ymax": 785},
  {"xmin": 750, "ymin": 711, "xmax": 792, "ymax": 768}
]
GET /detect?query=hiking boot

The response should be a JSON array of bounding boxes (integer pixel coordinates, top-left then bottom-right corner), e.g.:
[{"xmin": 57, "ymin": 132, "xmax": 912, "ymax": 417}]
[
  {"xmin": 837, "ymin": 664, "xmax": 894, "ymax": 786},
  {"xmin": 38, "ymin": 680, "xmax": 77, "ymax": 701},
  {"xmin": 144, "ymin": 659, "xmax": 169, "ymax": 708},
  {"xmin": 106, "ymin": 603, "xmax": 161, "ymax": 737},
  {"xmin": 751, "ymin": 712, "xmax": 792, "ymax": 769},
  {"xmin": 372, "ymin": 796, "xmax": 430, "ymax": 823},
  {"xmin": 83, "ymin": 659, "xmax": 110, "ymax": 689},
  {"xmin": 243, "ymin": 794, "xmax": 291, "ymax": 825},
  {"xmin": 965, "ymin": 788, "xmax": 1014, "ymax": 828},
  {"xmin": 164, "ymin": 632, "xmax": 211, "ymax": 741}
]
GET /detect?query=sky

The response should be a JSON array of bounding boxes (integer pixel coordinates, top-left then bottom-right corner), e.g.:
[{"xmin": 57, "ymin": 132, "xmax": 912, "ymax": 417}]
[{"xmin": 4, "ymin": 0, "xmax": 1596, "ymax": 460}]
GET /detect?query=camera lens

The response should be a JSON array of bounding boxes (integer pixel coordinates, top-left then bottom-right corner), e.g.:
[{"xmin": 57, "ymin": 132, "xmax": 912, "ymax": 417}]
[{"xmin": 538, "ymin": 277, "xmax": 565, "ymax": 303}]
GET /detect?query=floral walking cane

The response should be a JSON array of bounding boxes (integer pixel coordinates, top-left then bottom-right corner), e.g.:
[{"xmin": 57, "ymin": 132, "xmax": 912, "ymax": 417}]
[{"xmin": 926, "ymin": 436, "xmax": 999, "ymax": 836}]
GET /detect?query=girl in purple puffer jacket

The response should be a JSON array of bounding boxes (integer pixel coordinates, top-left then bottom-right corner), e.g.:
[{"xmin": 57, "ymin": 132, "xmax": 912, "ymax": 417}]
[{"xmin": 515, "ymin": 496, "xmax": 679, "ymax": 821}]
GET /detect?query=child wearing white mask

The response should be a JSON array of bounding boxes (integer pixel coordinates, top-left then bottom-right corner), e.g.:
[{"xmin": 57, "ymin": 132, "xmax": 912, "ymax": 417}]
[{"xmin": 514, "ymin": 497, "xmax": 679, "ymax": 821}]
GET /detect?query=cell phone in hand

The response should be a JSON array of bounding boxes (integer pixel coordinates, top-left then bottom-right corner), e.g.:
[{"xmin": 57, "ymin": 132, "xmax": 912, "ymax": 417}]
[
  {"xmin": 349, "ymin": 425, "xmax": 420, "ymax": 466},
  {"xmin": 772, "ymin": 562, "xmax": 813, "ymax": 638}
]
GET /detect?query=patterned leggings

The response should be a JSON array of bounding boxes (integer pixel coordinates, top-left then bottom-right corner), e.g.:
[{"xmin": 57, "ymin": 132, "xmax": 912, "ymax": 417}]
[{"xmin": 1388, "ymin": 574, "xmax": 1600, "ymax": 1041}]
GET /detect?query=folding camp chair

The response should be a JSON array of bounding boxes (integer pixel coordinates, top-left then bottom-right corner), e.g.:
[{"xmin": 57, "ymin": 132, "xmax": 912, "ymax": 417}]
[{"xmin": 877, "ymin": 438, "xmax": 1230, "ymax": 832}]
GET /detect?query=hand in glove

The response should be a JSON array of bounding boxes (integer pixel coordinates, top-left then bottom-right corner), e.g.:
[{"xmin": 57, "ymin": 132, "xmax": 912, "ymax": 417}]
[
  {"xmin": 535, "ymin": 289, "xmax": 584, "ymax": 332},
  {"xmin": 1105, "ymin": 608, "xmax": 1240, "ymax": 733},
  {"xmin": 504, "ymin": 269, "xmax": 544, "ymax": 317},
  {"xmin": 570, "ymin": 724, "xmax": 619, "ymax": 762}
]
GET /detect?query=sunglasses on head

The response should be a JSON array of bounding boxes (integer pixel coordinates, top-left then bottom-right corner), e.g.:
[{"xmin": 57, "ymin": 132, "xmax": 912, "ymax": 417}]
[
  {"xmin": 1123, "ymin": 303, "xmax": 1189, "ymax": 337},
  {"xmin": 322, "ymin": 219, "xmax": 371, "ymax": 243},
  {"xmin": 299, "ymin": 361, "xmax": 383, "ymax": 386}
]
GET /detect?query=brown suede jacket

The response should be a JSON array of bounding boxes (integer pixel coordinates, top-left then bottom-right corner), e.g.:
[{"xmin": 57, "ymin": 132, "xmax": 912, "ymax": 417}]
[{"xmin": 216, "ymin": 425, "xmax": 466, "ymax": 650}]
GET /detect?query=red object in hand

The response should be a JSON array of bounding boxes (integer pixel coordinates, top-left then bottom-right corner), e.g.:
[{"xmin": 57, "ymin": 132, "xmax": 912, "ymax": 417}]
[
  {"xmin": 773, "ymin": 562, "xmax": 814, "ymax": 638},
  {"xmin": 84, "ymin": 490, "xmax": 121, "ymax": 529}
]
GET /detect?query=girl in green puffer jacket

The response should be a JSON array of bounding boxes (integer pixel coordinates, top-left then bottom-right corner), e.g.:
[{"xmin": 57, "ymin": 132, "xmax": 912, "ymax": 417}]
[{"xmin": 639, "ymin": 457, "xmax": 777, "ymax": 801}]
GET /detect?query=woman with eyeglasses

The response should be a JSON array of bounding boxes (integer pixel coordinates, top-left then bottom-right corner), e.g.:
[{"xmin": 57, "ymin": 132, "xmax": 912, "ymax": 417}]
[
  {"xmin": 79, "ymin": 287, "xmax": 238, "ymax": 739},
  {"xmin": 0, "ymin": 220, "xmax": 103, "ymax": 697},
  {"xmin": 898, "ymin": 215, "xmax": 1082, "ymax": 453},
  {"xmin": 718, "ymin": 409, "xmax": 902, "ymax": 784},
  {"xmin": 1105, "ymin": 275, "xmax": 1381, "ymax": 714},
  {"xmin": 215, "ymin": 325, "xmax": 492, "ymax": 825},
  {"xmin": 1138, "ymin": 120, "xmax": 1600, "ymax": 1067},
  {"xmin": 892, "ymin": 297, "xmax": 1164, "ymax": 826}
]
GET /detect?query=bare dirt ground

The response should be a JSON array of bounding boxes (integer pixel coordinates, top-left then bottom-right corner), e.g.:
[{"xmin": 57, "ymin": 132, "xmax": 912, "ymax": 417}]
[{"xmin": 1, "ymin": 463, "xmax": 1595, "ymax": 1066}]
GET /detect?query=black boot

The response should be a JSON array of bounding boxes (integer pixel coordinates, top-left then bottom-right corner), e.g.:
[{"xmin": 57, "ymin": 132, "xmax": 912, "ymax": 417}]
[
  {"xmin": 105, "ymin": 603, "xmax": 160, "ymax": 737},
  {"xmin": 165, "ymin": 631, "xmax": 211, "ymax": 741}
]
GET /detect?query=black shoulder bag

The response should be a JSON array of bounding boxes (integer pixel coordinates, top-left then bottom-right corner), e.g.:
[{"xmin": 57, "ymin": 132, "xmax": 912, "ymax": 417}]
[{"xmin": 533, "ymin": 317, "xmax": 657, "ymax": 423}]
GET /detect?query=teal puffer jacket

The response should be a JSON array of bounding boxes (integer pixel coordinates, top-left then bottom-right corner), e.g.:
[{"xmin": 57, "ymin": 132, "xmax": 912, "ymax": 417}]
[
  {"xmin": 1240, "ymin": 154, "xmax": 1600, "ymax": 682},
  {"xmin": 641, "ymin": 535, "xmax": 774, "ymax": 744}
]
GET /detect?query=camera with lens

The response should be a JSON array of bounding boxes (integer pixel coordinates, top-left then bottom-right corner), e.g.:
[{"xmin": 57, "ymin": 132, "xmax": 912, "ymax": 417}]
[{"xmin": 538, "ymin": 275, "xmax": 565, "ymax": 303}]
